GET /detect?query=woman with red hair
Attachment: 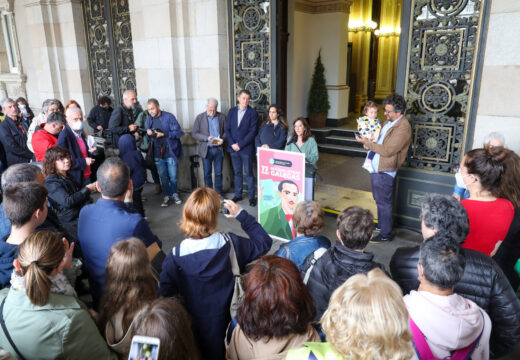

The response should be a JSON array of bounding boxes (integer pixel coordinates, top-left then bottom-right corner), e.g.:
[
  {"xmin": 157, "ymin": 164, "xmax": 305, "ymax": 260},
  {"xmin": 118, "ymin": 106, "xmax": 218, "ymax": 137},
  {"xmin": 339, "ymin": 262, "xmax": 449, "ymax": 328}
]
[{"xmin": 226, "ymin": 255, "xmax": 319, "ymax": 359}]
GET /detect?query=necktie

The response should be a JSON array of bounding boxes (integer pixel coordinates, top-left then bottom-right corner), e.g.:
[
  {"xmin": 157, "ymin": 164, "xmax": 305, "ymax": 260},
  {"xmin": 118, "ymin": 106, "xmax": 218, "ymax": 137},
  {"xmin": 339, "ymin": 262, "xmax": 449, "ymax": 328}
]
[{"xmin": 285, "ymin": 214, "xmax": 295, "ymax": 239}]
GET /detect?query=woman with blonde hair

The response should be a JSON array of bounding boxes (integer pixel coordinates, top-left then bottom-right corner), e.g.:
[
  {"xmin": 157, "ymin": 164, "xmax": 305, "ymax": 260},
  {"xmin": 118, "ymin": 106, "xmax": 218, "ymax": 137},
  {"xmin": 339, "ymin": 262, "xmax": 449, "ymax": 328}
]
[
  {"xmin": 159, "ymin": 187, "xmax": 272, "ymax": 359},
  {"xmin": 98, "ymin": 238, "xmax": 157, "ymax": 358},
  {"xmin": 0, "ymin": 230, "xmax": 116, "ymax": 359},
  {"xmin": 287, "ymin": 268, "xmax": 413, "ymax": 360}
]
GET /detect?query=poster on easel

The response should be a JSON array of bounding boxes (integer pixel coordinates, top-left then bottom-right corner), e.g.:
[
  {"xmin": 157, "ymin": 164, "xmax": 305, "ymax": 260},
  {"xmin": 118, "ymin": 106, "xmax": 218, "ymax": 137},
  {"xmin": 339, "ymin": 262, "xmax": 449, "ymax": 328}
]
[{"xmin": 257, "ymin": 148, "xmax": 305, "ymax": 242}]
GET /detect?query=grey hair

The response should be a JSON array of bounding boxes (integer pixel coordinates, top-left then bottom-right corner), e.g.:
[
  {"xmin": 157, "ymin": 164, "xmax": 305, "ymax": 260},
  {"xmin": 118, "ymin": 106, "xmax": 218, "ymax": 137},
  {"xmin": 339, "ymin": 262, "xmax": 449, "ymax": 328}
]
[
  {"xmin": 1, "ymin": 97, "xmax": 15, "ymax": 108},
  {"xmin": 419, "ymin": 233, "xmax": 466, "ymax": 289},
  {"xmin": 1, "ymin": 164, "xmax": 42, "ymax": 192},
  {"xmin": 41, "ymin": 99, "xmax": 59, "ymax": 113},
  {"xmin": 65, "ymin": 106, "xmax": 82, "ymax": 119},
  {"xmin": 207, "ymin": 98, "xmax": 218, "ymax": 107},
  {"xmin": 123, "ymin": 90, "xmax": 136, "ymax": 100},
  {"xmin": 483, "ymin": 132, "xmax": 505, "ymax": 147},
  {"xmin": 46, "ymin": 111, "xmax": 66, "ymax": 125},
  {"xmin": 420, "ymin": 193, "xmax": 469, "ymax": 244},
  {"xmin": 97, "ymin": 157, "xmax": 130, "ymax": 198}
]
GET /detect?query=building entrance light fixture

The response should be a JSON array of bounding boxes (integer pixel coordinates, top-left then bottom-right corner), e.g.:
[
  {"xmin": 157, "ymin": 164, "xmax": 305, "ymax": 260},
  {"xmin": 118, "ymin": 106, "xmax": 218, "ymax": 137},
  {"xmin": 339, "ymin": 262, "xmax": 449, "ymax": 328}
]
[{"xmin": 348, "ymin": 18, "xmax": 378, "ymax": 33}]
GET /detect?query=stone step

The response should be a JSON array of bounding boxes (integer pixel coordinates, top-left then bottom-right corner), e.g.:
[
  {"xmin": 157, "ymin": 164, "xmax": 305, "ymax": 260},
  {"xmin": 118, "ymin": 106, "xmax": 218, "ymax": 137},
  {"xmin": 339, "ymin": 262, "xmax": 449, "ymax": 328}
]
[
  {"xmin": 330, "ymin": 128, "xmax": 357, "ymax": 138},
  {"xmin": 325, "ymin": 135, "xmax": 364, "ymax": 148},
  {"xmin": 318, "ymin": 144, "xmax": 368, "ymax": 157}
]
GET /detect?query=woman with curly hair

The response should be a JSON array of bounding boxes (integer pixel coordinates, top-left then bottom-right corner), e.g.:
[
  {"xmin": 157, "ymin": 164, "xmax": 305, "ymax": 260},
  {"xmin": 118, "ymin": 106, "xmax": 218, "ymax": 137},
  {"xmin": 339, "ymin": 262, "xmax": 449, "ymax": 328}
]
[
  {"xmin": 227, "ymin": 255, "xmax": 319, "ymax": 359},
  {"xmin": 98, "ymin": 238, "xmax": 157, "ymax": 358},
  {"xmin": 43, "ymin": 146, "xmax": 96, "ymax": 247},
  {"xmin": 287, "ymin": 268, "xmax": 413, "ymax": 360}
]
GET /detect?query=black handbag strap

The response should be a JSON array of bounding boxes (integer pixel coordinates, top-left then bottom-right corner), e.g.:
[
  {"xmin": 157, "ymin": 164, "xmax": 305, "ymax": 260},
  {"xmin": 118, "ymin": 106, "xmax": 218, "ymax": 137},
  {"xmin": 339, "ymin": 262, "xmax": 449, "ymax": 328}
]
[{"xmin": 0, "ymin": 298, "xmax": 26, "ymax": 360}]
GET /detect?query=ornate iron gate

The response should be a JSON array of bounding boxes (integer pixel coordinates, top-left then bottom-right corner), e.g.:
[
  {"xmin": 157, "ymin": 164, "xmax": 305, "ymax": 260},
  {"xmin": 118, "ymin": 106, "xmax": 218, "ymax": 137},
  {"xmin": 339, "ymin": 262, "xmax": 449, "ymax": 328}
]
[
  {"xmin": 82, "ymin": 0, "xmax": 136, "ymax": 105},
  {"xmin": 229, "ymin": 0, "xmax": 275, "ymax": 122},
  {"xmin": 395, "ymin": 0, "xmax": 491, "ymax": 228}
]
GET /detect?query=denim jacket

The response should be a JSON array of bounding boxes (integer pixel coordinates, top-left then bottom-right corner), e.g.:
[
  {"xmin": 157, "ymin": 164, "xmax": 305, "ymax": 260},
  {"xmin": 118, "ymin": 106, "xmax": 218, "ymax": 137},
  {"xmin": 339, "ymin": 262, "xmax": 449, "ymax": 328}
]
[{"xmin": 275, "ymin": 234, "xmax": 331, "ymax": 269}]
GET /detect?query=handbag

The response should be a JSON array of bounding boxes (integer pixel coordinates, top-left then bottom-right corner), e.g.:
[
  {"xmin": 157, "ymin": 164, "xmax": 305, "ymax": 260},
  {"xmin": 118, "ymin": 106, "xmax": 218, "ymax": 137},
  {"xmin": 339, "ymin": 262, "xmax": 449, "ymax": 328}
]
[{"xmin": 225, "ymin": 233, "xmax": 246, "ymax": 318}]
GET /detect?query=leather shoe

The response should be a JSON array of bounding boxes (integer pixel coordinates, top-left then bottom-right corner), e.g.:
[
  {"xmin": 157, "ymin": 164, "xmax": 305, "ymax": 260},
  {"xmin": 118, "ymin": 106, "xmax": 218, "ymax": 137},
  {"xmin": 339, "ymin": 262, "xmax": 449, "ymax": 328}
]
[
  {"xmin": 249, "ymin": 198, "xmax": 257, "ymax": 207},
  {"xmin": 231, "ymin": 196, "xmax": 243, "ymax": 203},
  {"xmin": 370, "ymin": 234, "xmax": 392, "ymax": 244}
]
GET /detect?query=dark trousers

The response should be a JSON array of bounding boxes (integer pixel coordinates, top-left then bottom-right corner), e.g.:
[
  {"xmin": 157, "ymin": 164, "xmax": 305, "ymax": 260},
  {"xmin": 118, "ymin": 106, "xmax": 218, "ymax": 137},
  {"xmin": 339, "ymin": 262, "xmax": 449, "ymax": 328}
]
[
  {"xmin": 202, "ymin": 147, "xmax": 223, "ymax": 194},
  {"xmin": 370, "ymin": 172, "xmax": 395, "ymax": 238},
  {"xmin": 230, "ymin": 151, "xmax": 255, "ymax": 200},
  {"xmin": 132, "ymin": 187, "xmax": 145, "ymax": 217}
]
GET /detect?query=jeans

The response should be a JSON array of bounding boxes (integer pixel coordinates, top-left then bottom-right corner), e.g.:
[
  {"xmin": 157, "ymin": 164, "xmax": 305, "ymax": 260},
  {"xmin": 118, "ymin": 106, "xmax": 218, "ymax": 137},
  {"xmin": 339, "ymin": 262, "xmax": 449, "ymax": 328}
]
[
  {"xmin": 370, "ymin": 172, "xmax": 395, "ymax": 238},
  {"xmin": 230, "ymin": 151, "xmax": 255, "ymax": 200},
  {"xmin": 155, "ymin": 157, "xmax": 178, "ymax": 196},
  {"xmin": 202, "ymin": 147, "xmax": 223, "ymax": 194}
]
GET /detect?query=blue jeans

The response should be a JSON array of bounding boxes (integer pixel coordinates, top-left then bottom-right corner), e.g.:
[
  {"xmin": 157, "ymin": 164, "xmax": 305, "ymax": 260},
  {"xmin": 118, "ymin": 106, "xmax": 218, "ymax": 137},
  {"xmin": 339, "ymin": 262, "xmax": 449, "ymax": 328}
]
[
  {"xmin": 202, "ymin": 147, "xmax": 223, "ymax": 194},
  {"xmin": 155, "ymin": 157, "xmax": 178, "ymax": 196},
  {"xmin": 370, "ymin": 172, "xmax": 395, "ymax": 238},
  {"xmin": 230, "ymin": 151, "xmax": 255, "ymax": 200}
]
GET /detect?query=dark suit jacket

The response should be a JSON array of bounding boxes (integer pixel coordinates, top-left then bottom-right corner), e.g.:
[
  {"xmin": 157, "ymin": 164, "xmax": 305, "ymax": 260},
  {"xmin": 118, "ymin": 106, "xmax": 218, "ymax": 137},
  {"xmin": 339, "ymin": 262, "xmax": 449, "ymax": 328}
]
[
  {"xmin": 192, "ymin": 111, "xmax": 226, "ymax": 158},
  {"xmin": 0, "ymin": 116, "xmax": 33, "ymax": 166},
  {"xmin": 56, "ymin": 125, "xmax": 88, "ymax": 184},
  {"xmin": 225, "ymin": 106, "xmax": 258, "ymax": 155},
  {"xmin": 78, "ymin": 198, "xmax": 161, "ymax": 306}
]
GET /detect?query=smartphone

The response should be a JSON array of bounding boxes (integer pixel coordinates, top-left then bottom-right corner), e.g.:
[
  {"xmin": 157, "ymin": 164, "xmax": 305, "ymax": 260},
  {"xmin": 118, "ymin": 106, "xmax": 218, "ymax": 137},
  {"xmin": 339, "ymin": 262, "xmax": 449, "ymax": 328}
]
[
  {"xmin": 128, "ymin": 336, "xmax": 160, "ymax": 360},
  {"xmin": 220, "ymin": 200, "xmax": 230, "ymax": 215}
]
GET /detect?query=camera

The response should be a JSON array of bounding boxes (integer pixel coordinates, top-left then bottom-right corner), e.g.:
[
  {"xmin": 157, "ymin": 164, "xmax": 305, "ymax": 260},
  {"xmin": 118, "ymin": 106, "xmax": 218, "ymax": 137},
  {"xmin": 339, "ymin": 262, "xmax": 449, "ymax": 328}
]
[{"xmin": 149, "ymin": 128, "xmax": 163, "ymax": 138}]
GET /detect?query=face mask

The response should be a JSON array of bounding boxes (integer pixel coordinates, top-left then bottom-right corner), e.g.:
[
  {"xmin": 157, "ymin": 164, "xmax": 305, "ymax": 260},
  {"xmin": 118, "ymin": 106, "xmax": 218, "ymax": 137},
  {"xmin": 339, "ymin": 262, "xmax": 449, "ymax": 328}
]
[
  {"xmin": 71, "ymin": 121, "xmax": 83, "ymax": 131},
  {"xmin": 455, "ymin": 170, "xmax": 469, "ymax": 189}
]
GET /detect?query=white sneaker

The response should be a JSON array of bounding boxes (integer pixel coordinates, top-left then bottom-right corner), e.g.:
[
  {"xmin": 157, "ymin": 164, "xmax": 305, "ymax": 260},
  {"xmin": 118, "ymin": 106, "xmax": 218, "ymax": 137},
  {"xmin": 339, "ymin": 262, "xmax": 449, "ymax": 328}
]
[
  {"xmin": 161, "ymin": 196, "xmax": 170, "ymax": 207},
  {"xmin": 362, "ymin": 160, "xmax": 373, "ymax": 172},
  {"xmin": 171, "ymin": 193, "xmax": 182, "ymax": 205}
]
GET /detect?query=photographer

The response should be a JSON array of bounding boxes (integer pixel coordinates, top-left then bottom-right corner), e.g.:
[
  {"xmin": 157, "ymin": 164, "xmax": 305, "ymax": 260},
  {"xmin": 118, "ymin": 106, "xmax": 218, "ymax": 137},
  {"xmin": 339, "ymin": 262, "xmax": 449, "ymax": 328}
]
[{"xmin": 145, "ymin": 99, "xmax": 183, "ymax": 207}]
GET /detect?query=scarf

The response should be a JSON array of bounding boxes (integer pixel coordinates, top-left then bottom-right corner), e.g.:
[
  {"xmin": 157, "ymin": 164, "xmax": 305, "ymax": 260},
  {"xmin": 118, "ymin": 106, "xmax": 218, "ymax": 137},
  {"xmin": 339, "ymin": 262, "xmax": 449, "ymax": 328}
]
[{"xmin": 10, "ymin": 271, "xmax": 77, "ymax": 298}]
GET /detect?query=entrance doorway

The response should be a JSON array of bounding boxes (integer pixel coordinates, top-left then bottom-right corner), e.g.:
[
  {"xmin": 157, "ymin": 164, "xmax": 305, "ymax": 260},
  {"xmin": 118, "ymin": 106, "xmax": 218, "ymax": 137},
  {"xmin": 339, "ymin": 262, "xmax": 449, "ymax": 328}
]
[{"xmin": 82, "ymin": 0, "xmax": 137, "ymax": 105}]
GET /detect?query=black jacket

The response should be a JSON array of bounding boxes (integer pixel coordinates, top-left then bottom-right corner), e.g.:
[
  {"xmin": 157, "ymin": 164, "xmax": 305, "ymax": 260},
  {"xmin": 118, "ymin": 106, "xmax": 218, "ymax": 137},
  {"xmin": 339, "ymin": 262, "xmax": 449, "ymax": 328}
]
[
  {"xmin": 108, "ymin": 104, "xmax": 142, "ymax": 146},
  {"xmin": 300, "ymin": 245, "xmax": 384, "ymax": 321},
  {"xmin": 87, "ymin": 105, "xmax": 113, "ymax": 131},
  {"xmin": 390, "ymin": 246, "xmax": 520, "ymax": 357},
  {"xmin": 0, "ymin": 116, "xmax": 33, "ymax": 166},
  {"xmin": 493, "ymin": 207, "xmax": 520, "ymax": 290},
  {"xmin": 45, "ymin": 174, "xmax": 90, "ymax": 223}
]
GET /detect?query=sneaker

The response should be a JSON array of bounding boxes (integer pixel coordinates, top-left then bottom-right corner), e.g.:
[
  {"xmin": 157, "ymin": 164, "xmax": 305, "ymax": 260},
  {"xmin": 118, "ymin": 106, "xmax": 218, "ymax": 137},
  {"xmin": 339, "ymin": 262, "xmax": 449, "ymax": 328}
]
[
  {"xmin": 161, "ymin": 196, "xmax": 170, "ymax": 207},
  {"xmin": 171, "ymin": 193, "xmax": 182, "ymax": 205},
  {"xmin": 374, "ymin": 223, "xmax": 381, "ymax": 231},
  {"xmin": 362, "ymin": 160, "xmax": 373, "ymax": 172},
  {"xmin": 370, "ymin": 234, "xmax": 392, "ymax": 244},
  {"xmin": 154, "ymin": 184, "xmax": 162, "ymax": 194}
]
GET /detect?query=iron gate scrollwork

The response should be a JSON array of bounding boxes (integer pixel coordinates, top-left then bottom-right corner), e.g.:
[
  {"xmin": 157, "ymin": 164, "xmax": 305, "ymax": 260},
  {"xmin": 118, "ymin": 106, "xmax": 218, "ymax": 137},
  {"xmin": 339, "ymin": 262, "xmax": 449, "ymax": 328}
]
[
  {"xmin": 403, "ymin": 0, "xmax": 486, "ymax": 173},
  {"xmin": 230, "ymin": 0, "xmax": 272, "ymax": 122},
  {"xmin": 83, "ymin": 0, "xmax": 136, "ymax": 105}
]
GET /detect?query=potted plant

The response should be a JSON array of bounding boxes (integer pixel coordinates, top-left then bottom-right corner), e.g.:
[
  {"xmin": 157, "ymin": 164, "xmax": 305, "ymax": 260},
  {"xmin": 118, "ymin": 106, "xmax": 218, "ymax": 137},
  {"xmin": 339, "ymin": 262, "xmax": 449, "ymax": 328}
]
[{"xmin": 307, "ymin": 51, "xmax": 330, "ymax": 128}]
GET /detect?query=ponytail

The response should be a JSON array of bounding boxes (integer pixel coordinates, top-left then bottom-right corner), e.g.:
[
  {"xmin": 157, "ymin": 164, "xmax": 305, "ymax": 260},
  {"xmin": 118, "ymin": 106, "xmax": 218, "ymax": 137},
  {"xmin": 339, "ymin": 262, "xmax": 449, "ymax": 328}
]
[
  {"xmin": 24, "ymin": 261, "xmax": 52, "ymax": 306},
  {"xmin": 17, "ymin": 231, "xmax": 64, "ymax": 306}
]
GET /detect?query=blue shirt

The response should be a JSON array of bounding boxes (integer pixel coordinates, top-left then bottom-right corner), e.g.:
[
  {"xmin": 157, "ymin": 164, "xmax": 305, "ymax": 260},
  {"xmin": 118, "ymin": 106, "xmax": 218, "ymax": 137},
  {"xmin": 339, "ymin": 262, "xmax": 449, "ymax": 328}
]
[
  {"xmin": 207, "ymin": 114, "xmax": 219, "ymax": 147},
  {"xmin": 372, "ymin": 115, "xmax": 402, "ymax": 177}
]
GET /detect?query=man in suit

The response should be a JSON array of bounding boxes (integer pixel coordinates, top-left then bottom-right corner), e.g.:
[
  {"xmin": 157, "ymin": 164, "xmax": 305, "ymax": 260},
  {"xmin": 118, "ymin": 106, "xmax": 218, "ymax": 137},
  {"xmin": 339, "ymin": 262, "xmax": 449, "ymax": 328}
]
[
  {"xmin": 192, "ymin": 98, "xmax": 226, "ymax": 196},
  {"xmin": 260, "ymin": 180, "xmax": 299, "ymax": 240},
  {"xmin": 225, "ymin": 89, "xmax": 258, "ymax": 206},
  {"xmin": 78, "ymin": 157, "xmax": 161, "ymax": 308},
  {"xmin": 0, "ymin": 98, "xmax": 33, "ymax": 168},
  {"xmin": 356, "ymin": 93, "xmax": 412, "ymax": 243}
]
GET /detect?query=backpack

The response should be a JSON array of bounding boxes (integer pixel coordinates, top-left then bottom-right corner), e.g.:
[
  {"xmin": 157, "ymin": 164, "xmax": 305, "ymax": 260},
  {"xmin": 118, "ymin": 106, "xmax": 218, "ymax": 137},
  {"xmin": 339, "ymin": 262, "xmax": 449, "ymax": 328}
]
[
  {"xmin": 410, "ymin": 312, "xmax": 484, "ymax": 360},
  {"xmin": 302, "ymin": 247, "xmax": 327, "ymax": 284}
]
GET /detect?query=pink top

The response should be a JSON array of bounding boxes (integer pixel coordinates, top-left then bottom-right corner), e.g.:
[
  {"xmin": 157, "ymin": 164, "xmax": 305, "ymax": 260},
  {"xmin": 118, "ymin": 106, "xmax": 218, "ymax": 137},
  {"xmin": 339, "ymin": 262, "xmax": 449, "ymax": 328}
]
[
  {"xmin": 74, "ymin": 134, "xmax": 91, "ymax": 179},
  {"xmin": 461, "ymin": 198, "xmax": 514, "ymax": 256}
]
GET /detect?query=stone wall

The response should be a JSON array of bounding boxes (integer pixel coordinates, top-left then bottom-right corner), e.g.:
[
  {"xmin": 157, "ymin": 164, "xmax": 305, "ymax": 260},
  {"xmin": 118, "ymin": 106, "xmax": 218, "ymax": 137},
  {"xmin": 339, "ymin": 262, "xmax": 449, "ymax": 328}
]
[{"xmin": 474, "ymin": 0, "xmax": 520, "ymax": 153}]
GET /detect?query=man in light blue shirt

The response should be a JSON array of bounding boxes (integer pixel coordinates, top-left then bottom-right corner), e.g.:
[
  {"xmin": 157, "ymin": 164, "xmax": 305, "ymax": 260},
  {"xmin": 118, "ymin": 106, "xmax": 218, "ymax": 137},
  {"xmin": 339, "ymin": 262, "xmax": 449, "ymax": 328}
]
[{"xmin": 356, "ymin": 94, "xmax": 412, "ymax": 243}]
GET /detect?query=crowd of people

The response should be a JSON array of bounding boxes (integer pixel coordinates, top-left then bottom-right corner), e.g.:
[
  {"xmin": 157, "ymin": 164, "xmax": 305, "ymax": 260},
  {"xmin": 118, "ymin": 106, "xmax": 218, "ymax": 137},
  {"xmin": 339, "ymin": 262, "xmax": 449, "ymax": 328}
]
[{"xmin": 0, "ymin": 91, "xmax": 517, "ymax": 360}]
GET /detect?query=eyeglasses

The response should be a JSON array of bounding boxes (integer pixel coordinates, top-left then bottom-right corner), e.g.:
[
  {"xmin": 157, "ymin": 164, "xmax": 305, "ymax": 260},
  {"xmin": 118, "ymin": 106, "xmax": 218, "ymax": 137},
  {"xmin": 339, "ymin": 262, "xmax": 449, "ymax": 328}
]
[{"xmin": 384, "ymin": 109, "xmax": 395, "ymax": 114}]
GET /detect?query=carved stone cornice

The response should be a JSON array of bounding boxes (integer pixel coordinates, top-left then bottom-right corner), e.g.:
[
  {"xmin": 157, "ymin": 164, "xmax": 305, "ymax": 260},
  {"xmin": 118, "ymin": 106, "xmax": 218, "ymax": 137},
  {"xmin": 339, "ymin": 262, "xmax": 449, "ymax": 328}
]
[
  {"xmin": 24, "ymin": 0, "xmax": 81, "ymax": 8},
  {"xmin": 0, "ymin": 0, "xmax": 14, "ymax": 12},
  {"xmin": 295, "ymin": 0, "xmax": 353, "ymax": 14}
]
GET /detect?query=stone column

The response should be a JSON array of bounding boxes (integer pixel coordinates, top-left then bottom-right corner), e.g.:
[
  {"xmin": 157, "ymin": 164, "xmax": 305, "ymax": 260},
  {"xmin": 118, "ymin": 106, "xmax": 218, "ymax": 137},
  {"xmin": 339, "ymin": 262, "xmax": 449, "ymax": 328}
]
[
  {"xmin": 374, "ymin": 0, "xmax": 401, "ymax": 100},
  {"xmin": 129, "ymin": 0, "xmax": 232, "ymax": 192},
  {"xmin": 474, "ymin": 0, "xmax": 520, "ymax": 154},
  {"xmin": 16, "ymin": 0, "xmax": 92, "ymax": 110}
]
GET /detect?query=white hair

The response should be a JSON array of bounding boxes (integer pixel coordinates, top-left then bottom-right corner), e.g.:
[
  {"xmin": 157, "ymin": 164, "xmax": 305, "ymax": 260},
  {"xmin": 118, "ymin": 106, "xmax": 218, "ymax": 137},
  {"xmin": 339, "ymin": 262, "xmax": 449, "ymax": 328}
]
[
  {"xmin": 123, "ymin": 90, "xmax": 136, "ymax": 100},
  {"xmin": 1, "ymin": 97, "xmax": 15, "ymax": 108},
  {"xmin": 65, "ymin": 106, "xmax": 82, "ymax": 119},
  {"xmin": 207, "ymin": 98, "xmax": 218, "ymax": 107},
  {"xmin": 483, "ymin": 132, "xmax": 505, "ymax": 147}
]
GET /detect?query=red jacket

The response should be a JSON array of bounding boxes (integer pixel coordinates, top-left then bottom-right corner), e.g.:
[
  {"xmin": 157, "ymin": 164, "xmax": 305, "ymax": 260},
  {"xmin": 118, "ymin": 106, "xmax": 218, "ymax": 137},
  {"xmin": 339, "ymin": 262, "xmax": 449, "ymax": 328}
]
[{"xmin": 31, "ymin": 126, "xmax": 58, "ymax": 161}]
